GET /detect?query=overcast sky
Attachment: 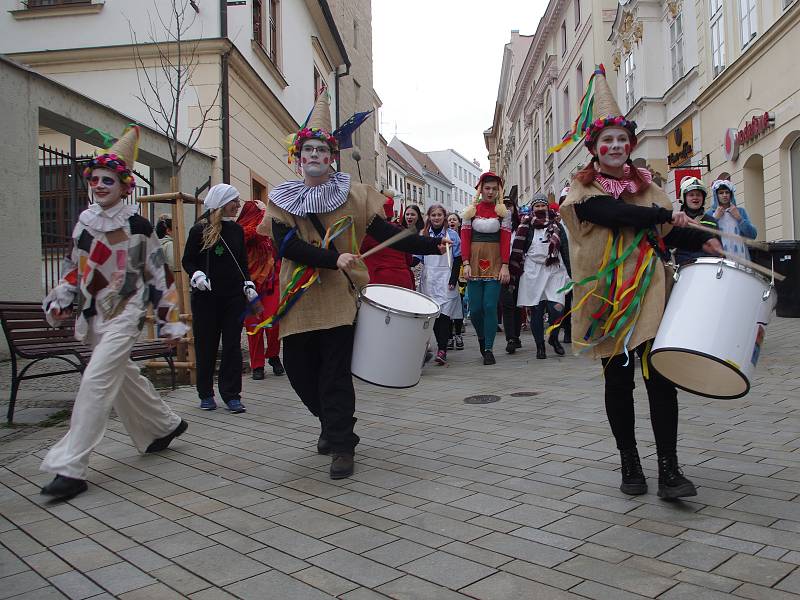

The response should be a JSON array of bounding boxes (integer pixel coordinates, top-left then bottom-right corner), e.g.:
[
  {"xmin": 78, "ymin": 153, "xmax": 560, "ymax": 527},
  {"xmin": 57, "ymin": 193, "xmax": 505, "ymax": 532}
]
[{"xmin": 372, "ymin": 0, "xmax": 548, "ymax": 170}]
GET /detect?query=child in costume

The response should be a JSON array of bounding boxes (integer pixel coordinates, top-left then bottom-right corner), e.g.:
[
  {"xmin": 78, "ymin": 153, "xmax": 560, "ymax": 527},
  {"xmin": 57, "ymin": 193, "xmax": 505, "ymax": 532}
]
[
  {"xmin": 554, "ymin": 66, "xmax": 722, "ymax": 499},
  {"xmin": 40, "ymin": 127, "xmax": 189, "ymax": 500},
  {"xmin": 460, "ymin": 172, "xmax": 512, "ymax": 365},
  {"xmin": 707, "ymin": 179, "xmax": 757, "ymax": 260},
  {"xmin": 360, "ymin": 193, "xmax": 416, "ymax": 290},
  {"xmin": 183, "ymin": 184, "xmax": 256, "ymax": 413},
  {"xmin": 261, "ymin": 94, "xmax": 447, "ymax": 479}
]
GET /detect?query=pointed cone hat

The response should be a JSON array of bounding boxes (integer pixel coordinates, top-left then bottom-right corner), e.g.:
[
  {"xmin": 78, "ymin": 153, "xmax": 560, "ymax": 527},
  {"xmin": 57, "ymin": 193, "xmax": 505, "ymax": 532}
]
[
  {"xmin": 108, "ymin": 126, "xmax": 140, "ymax": 167},
  {"xmin": 307, "ymin": 93, "xmax": 332, "ymax": 133},
  {"xmin": 591, "ymin": 71, "xmax": 622, "ymax": 121}
]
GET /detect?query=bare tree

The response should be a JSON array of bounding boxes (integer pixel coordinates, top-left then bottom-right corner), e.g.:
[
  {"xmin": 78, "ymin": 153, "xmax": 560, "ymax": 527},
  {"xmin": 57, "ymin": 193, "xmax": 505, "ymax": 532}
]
[{"xmin": 129, "ymin": 0, "xmax": 222, "ymax": 184}]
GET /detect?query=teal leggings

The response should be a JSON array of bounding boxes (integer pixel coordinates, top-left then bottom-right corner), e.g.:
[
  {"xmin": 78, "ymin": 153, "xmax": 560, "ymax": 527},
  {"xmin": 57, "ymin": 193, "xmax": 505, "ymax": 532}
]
[{"xmin": 467, "ymin": 279, "xmax": 501, "ymax": 351}]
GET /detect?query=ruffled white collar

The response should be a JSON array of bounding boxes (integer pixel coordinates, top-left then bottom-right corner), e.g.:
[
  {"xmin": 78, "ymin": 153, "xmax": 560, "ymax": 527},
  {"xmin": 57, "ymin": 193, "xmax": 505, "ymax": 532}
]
[
  {"xmin": 268, "ymin": 172, "xmax": 351, "ymax": 217},
  {"xmin": 79, "ymin": 202, "xmax": 138, "ymax": 232}
]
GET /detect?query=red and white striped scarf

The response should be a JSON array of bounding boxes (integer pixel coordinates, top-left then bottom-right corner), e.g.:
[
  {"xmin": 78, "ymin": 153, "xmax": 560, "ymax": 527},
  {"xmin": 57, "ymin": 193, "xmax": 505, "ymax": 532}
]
[{"xmin": 595, "ymin": 165, "xmax": 653, "ymax": 199}]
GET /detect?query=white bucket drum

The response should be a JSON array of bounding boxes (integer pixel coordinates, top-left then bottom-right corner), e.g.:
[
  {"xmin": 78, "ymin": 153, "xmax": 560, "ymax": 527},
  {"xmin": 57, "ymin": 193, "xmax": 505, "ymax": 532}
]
[
  {"xmin": 650, "ymin": 257, "xmax": 776, "ymax": 399},
  {"xmin": 352, "ymin": 284, "xmax": 440, "ymax": 388}
]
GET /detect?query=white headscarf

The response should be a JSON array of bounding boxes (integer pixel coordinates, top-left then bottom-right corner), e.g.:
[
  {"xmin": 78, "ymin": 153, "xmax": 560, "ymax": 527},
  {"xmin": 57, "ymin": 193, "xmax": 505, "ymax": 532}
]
[{"xmin": 204, "ymin": 183, "xmax": 240, "ymax": 211}]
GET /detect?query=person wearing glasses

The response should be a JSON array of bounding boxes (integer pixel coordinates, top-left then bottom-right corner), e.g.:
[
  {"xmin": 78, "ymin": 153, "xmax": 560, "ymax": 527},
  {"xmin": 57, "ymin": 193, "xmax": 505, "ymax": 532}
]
[
  {"xmin": 39, "ymin": 127, "xmax": 189, "ymax": 500},
  {"xmin": 183, "ymin": 184, "xmax": 259, "ymax": 414}
]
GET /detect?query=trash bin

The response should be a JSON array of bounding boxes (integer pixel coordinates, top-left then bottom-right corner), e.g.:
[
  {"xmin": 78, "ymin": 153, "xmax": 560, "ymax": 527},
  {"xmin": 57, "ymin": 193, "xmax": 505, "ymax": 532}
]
[{"xmin": 751, "ymin": 240, "xmax": 800, "ymax": 318}]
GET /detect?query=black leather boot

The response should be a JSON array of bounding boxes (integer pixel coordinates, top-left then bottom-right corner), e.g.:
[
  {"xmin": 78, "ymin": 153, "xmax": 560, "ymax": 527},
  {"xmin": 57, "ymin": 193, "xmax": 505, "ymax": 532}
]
[
  {"xmin": 505, "ymin": 339, "xmax": 517, "ymax": 354},
  {"xmin": 330, "ymin": 453, "xmax": 354, "ymax": 479},
  {"xmin": 548, "ymin": 332, "xmax": 565, "ymax": 356},
  {"xmin": 268, "ymin": 357, "xmax": 285, "ymax": 376},
  {"xmin": 657, "ymin": 453, "xmax": 697, "ymax": 500},
  {"xmin": 535, "ymin": 342, "xmax": 546, "ymax": 359},
  {"xmin": 41, "ymin": 475, "xmax": 88, "ymax": 500},
  {"xmin": 619, "ymin": 447, "xmax": 647, "ymax": 495}
]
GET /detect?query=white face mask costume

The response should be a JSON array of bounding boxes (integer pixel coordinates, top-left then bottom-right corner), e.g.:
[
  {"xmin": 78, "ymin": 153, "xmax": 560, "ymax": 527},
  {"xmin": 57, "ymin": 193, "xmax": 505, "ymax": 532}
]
[
  {"xmin": 89, "ymin": 167, "xmax": 125, "ymax": 209},
  {"xmin": 595, "ymin": 126, "xmax": 632, "ymax": 172},
  {"xmin": 300, "ymin": 140, "xmax": 333, "ymax": 178}
]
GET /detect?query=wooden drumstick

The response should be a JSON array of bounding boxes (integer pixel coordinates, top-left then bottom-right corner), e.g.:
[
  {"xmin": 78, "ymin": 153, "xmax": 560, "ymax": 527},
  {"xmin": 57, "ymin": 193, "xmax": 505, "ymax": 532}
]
[
  {"xmin": 687, "ymin": 221, "xmax": 770, "ymax": 251},
  {"xmin": 717, "ymin": 251, "xmax": 785, "ymax": 282},
  {"xmin": 358, "ymin": 228, "xmax": 414, "ymax": 260}
]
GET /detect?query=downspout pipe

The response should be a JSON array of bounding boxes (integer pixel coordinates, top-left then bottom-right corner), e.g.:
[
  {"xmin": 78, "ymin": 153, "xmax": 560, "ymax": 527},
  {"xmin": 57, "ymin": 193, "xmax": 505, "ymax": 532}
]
[{"xmin": 220, "ymin": 0, "xmax": 231, "ymax": 184}]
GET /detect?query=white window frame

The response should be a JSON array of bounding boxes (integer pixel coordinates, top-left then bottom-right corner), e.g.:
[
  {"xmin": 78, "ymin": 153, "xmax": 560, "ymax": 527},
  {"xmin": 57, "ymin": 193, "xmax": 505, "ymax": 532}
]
[
  {"xmin": 669, "ymin": 14, "xmax": 684, "ymax": 83},
  {"xmin": 710, "ymin": 0, "xmax": 725, "ymax": 77},
  {"xmin": 739, "ymin": 0, "xmax": 757, "ymax": 47},
  {"xmin": 624, "ymin": 53, "xmax": 635, "ymax": 111}
]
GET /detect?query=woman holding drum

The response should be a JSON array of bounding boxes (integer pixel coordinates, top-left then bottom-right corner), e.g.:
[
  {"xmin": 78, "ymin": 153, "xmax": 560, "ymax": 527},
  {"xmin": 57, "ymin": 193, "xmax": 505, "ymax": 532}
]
[{"xmin": 554, "ymin": 66, "xmax": 722, "ymax": 500}]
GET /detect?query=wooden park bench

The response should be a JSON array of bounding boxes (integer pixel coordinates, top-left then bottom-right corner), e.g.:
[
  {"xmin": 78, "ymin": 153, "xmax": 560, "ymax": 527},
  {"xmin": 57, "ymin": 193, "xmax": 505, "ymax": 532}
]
[{"xmin": 1, "ymin": 301, "xmax": 176, "ymax": 423}]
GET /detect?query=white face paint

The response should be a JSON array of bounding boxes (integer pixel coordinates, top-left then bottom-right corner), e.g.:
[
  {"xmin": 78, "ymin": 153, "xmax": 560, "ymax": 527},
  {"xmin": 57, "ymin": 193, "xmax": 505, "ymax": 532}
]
[
  {"xmin": 88, "ymin": 167, "xmax": 125, "ymax": 208},
  {"xmin": 300, "ymin": 140, "xmax": 333, "ymax": 178},
  {"xmin": 595, "ymin": 127, "xmax": 632, "ymax": 172}
]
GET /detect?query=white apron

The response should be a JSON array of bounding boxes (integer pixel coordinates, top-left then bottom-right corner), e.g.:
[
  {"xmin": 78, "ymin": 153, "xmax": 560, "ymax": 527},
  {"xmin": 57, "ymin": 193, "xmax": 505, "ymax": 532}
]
[
  {"xmin": 517, "ymin": 227, "xmax": 569, "ymax": 307},
  {"xmin": 419, "ymin": 230, "xmax": 463, "ymax": 319}
]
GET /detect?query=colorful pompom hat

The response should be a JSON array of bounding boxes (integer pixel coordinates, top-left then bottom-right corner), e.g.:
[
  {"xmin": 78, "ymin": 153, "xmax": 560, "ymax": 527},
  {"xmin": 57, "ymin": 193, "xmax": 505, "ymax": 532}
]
[
  {"xmin": 286, "ymin": 91, "xmax": 338, "ymax": 164},
  {"xmin": 547, "ymin": 64, "xmax": 637, "ymax": 155},
  {"xmin": 83, "ymin": 125, "xmax": 140, "ymax": 196}
]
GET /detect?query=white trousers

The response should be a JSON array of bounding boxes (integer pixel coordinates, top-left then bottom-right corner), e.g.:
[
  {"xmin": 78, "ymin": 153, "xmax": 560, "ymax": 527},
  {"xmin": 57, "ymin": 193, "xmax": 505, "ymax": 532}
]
[{"xmin": 40, "ymin": 311, "xmax": 181, "ymax": 480}]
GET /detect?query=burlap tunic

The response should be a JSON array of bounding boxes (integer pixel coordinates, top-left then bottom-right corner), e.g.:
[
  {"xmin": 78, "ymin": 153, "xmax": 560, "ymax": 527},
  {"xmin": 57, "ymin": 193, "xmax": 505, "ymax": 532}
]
[
  {"xmin": 265, "ymin": 183, "xmax": 385, "ymax": 339},
  {"xmin": 559, "ymin": 179, "xmax": 674, "ymax": 359}
]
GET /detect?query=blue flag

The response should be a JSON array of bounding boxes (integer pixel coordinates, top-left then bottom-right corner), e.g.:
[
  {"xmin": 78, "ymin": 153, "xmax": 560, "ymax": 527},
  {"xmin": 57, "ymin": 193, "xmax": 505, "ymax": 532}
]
[{"xmin": 333, "ymin": 110, "xmax": 374, "ymax": 149}]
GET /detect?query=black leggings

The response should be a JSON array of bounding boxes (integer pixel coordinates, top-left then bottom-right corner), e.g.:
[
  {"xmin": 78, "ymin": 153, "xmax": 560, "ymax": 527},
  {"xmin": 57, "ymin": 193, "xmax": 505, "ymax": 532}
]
[
  {"xmin": 450, "ymin": 319, "xmax": 463, "ymax": 336},
  {"xmin": 601, "ymin": 342, "xmax": 678, "ymax": 455},
  {"xmin": 530, "ymin": 300, "xmax": 564, "ymax": 344},
  {"xmin": 433, "ymin": 315, "xmax": 452, "ymax": 351}
]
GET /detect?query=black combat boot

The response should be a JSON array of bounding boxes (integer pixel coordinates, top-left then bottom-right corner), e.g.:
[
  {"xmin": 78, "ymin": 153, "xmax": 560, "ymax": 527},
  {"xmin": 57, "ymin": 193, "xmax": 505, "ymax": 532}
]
[
  {"xmin": 619, "ymin": 447, "xmax": 647, "ymax": 495},
  {"xmin": 657, "ymin": 453, "xmax": 697, "ymax": 500}
]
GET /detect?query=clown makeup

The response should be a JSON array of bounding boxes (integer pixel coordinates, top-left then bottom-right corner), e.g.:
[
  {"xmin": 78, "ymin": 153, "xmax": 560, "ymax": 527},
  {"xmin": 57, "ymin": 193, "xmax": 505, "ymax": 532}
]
[
  {"xmin": 596, "ymin": 127, "xmax": 631, "ymax": 175},
  {"xmin": 300, "ymin": 140, "xmax": 333, "ymax": 178},
  {"xmin": 684, "ymin": 190, "xmax": 705, "ymax": 211},
  {"xmin": 89, "ymin": 167, "xmax": 124, "ymax": 208},
  {"xmin": 481, "ymin": 180, "xmax": 500, "ymax": 204}
]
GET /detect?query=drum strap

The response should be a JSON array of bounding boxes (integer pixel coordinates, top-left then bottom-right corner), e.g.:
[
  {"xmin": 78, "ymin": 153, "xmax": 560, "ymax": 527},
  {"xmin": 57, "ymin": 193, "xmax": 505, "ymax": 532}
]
[{"xmin": 308, "ymin": 213, "xmax": 357, "ymax": 294}]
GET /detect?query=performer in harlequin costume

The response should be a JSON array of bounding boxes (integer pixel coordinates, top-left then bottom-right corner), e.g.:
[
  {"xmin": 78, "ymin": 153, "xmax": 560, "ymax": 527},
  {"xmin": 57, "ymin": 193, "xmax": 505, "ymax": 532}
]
[
  {"xmin": 40, "ymin": 126, "xmax": 189, "ymax": 500},
  {"xmin": 259, "ymin": 93, "xmax": 447, "ymax": 479},
  {"xmin": 237, "ymin": 199, "xmax": 285, "ymax": 379},
  {"xmin": 460, "ymin": 172, "xmax": 512, "ymax": 365},
  {"xmin": 553, "ymin": 66, "xmax": 722, "ymax": 499}
]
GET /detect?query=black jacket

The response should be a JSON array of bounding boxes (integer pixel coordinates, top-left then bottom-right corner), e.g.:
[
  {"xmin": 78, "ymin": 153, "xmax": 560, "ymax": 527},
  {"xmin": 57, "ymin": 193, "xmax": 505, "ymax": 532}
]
[{"xmin": 182, "ymin": 220, "xmax": 251, "ymax": 296}]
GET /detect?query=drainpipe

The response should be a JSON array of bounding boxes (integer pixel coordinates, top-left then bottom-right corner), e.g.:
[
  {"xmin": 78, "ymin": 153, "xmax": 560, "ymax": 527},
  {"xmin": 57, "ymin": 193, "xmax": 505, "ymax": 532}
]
[{"xmin": 220, "ymin": 0, "xmax": 231, "ymax": 184}]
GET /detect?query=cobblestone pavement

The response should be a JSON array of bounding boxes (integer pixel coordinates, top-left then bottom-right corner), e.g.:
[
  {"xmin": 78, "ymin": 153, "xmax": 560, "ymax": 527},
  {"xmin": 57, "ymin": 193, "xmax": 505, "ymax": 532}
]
[{"xmin": 1, "ymin": 317, "xmax": 800, "ymax": 599}]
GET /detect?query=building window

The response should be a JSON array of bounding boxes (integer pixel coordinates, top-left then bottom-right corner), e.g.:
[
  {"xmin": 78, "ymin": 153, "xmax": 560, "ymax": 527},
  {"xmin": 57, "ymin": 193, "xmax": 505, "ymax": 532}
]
[
  {"xmin": 576, "ymin": 62, "xmax": 584, "ymax": 97},
  {"xmin": 313, "ymin": 67, "xmax": 326, "ymax": 97},
  {"xmin": 561, "ymin": 22, "xmax": 567, "ymax": 56},
  {"xmin": 739, "ymin": 0, "xmax": 757, "ymax": 47},
  {"xmin": 524, "ymin": 153, "xmax": 530, "ymax": 189},
  {"xmin": 624, "ymin": 53, "xmax": 635, "ymax": 110},
  {"xmin": 253, "ymin": 0, "xmax": 280, "ymax": 64},
  {"xmin": 710, "ymin": 0, "xmax": 725, "ymax": 77},
  {"xmin": 533, "ymin": 135, "xmax": 540, "ymax": 174},
  {"xmin": 574, "ymin": 0, "xmax": 581, "ymax": 27},
  {"xmin": 353, "ymin": 19, "xmax": 359, "ymax": 50},
  {"xmin": 562, "ymin": 86, "xmax": 571, "ymax": 133},
  {"xmin": 669, "ymin": 14, "xmax": 684, "ymax": 82},
  {"xmin": 544, "ymin": 113, "xmax": 553, "ymax": 148}
]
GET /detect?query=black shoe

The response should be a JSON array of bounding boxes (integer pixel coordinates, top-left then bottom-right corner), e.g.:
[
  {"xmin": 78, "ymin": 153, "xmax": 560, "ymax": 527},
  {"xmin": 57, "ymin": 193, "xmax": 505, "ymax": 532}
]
[
  {"xmin": 483, "ymin": 350, "xmax": 496, "ymax": 365},
  {"xmin": 536, "ymin": 342, "xmax": 547, "ymax": 359},
  {"xmin": 657, "ymin": 454, "xmax": 697, "ymax": 500},
  {"xmin": 619, "ymin": 447, "xmax": 647, "ymax": 495},
  {"xmin": 41, "ymin": 475, "xmax": 88, "ymax": 500},
  {"xmin": 562, "ymin": 329, "xmax": 572, "ymax": 344},
  {"xmin": 268, "ymin": 357, "xmax": 285, "ymax": 376},
  {"xmin": 549, "ymin": 334, "xmax": 565, "ymax": 356},
  {"xmin": 146, "ymin": 419, "xmax": 188, "ymax": 453},
  {"xmin": 514, "ymin": 338, "xmax": 522, "ymax": 349},
  {"xmin": 330, "ymin": 453, "xmax": 354, "ymax": 479},
  {"xmin": 317, "ymin": 435, "xmax": 331, "ymax": 455},
  {"xmin": 477, "ymin": 338, "xmax": 486, "ymax": 357},
  {"xmin": 251, "ymin": 367, "xmax": 265, "ymax": 380},
  {"xmin": 505, "ymin": 339, "xmax": 517, "ymax": 354}
]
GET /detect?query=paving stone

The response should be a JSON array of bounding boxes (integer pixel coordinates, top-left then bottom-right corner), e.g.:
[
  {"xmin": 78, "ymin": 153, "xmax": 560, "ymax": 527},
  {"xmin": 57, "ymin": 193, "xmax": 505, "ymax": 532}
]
[
  {"xmin": 0, "ymin": 546, "xmax": 28, "ymax": 577},
  {"xmin": 117, "ymin": 546, "xmax": 173, "ymax": 571},
  {"xmin": 500, "ymin": 559, "xmax": 582, "ymax": 590},
  {"xmin": 403, "ymin": 512, "xmax": 490, "ymax": 543},
  {"xmin": 713, "ymin": 553, "xmax": 795, "ymax": 586},
  {"xmin": 322, "ymin": 525, "xmax": 397, "ymax": 553},
  {"xmin": 492, "ymin": 504, "xmax": 566, "ymax": 528},
  {"xmin": 85, "ymin": 502, "xmax": 159, "ymax": 530},
  {"xmin": 511, "ymin": 526, "xmax": 583, "ymax": 551},
  {"xmin": 439, "ymin": 540, "xmax": 514, "ymax": 568},
  {"xmin": 739, "ymin": 582, "xmax": 800, "ymax": 599},
  {"xmin": 49, "ymin": 570, "xmax": 105, "ymax": 599},
  {"xmin": 268, "ymin": 507, "xmax": 356, "ymax": 538},
  {"xmin": 119, "ymin": 518, "xmax": 187, "ymax": 543},
  {"xmin": 209, "ymin": 530, "xmax": 265, "ymax": 554},
  {"xmin": 224, "ymin": 570, "xmax": 336, "ymax": 600},
  {"xmin": 570, "ymin": 580, "xmax": 650, "ymax": 600},
  {"xmin": 400, "ymin": 550, "xmax": 496, "ymax": 588},
  {"xmin": 0, "ymin": 570, "xmax": 49, "ymax": 599},
  {"xmin": 308, "ymin": 549, "xmax": 402, "ymax": 588},
  {"xmin": 448, "ymin": 493, "xmax": 520, "ymax": 516},
  {"xmin": 362, "ymin": 539, "xmax": 434, "ymax": 568},
  {"xmin": 394, "ymin": 481, "xmax": 473, "ymax": 504},
  {"xmin": 587, "ymin": 524, "xmax": 680, "ymax": 558},
  {"xmin": 145, "ymin": 530, "xmax": 217, "ymax": 558},
  {"xmin": 473, "ymin": 532, "xmax": 575, "ymax": 567},
  {"xmin": 83, "ymin": 562, "xmax": 156, "ymax": 596},
  {"xmin": 251, "ymin": 525, "xmax": 334, "ymax": 559},
  {"xmin": 659, "ymin": 582, "xmax": 733, "ymax": 599},
  {"xmin": 557, "ymin": 555, "xmax": 676, "ymax": 597},
  {"xmin": 340, "ymin": 588, "xmax": 392, "ymax": 600},
  {"xmin": 172, "ymin": 545, "xmax": 269, "ymax": 587},
  {"xmin": 18, "ymin": 519, "xmax": 83, "ymax": 548},
  {"xmin": 293, "ymin": 565, "xmax": 362, "ymax": 596},
  {"xmin": 0, "ymin": 529, "xmax": 45, "ymax": 557},
  {"xmin": 679, "ymin": 529, "xmax": 765, "ymax": 555},
  {"xmin": 674, "ymin": 569, "xmax": 741, "ymax": 593},
  {"xmin": 460, "ymin": 571, "xmax": 582, "ymax": 599},
  {"xmin": 50, "ymin": 538, "xmax": 121, "ymax": 572},
  {"xmin": 247, "ymin": 546, "xmax": 309, "ymax": 573},
  {"xmin": 376, "ymin": 574, "xmax": 473, "ymax": 599},
  {"xmin": 22, "ymin": 551, "xmax": 72, "ymax": 578},
  {"xmin": 118, "ymin": 583, "xmax": 187, "ymax": 600},
  {"xmin": 659, "ymin": 541, "xmax": 736, "ymax": 571},
  {"xmin": 543, "ymin": 515, "xmax": 612, "ymax": 539},
  {"xmin": 719, "ymin": 522, "xmax": 800, "ymax": 552}
]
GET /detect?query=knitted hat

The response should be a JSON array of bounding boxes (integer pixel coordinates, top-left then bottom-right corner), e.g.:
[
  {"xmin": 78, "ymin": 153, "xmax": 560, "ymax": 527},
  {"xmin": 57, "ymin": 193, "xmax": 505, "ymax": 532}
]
[
  {"xmin": 548, "ymin": 65, "xmax": 637, "ymax": 155},
  {"xmin": 531, "ymin": 193, "xmax": 548, "ymax": 206},
  {"xmin": 286, "ymin": 92, "xmax": 338, "ymax": 164},
  {"xmin": 83, "ymin": 125, "xmax": 140, "ymax": 196}
]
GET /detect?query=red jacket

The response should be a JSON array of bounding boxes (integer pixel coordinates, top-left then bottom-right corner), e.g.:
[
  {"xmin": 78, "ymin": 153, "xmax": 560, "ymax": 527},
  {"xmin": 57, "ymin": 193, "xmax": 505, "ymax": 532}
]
[{"xmin": 360, "ymin": 231, "xmax": 415, "ymax": 290}]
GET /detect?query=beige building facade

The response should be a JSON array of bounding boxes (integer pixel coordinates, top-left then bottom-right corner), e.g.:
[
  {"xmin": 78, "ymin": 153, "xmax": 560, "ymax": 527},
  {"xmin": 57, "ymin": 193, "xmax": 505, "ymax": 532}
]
[{"xmin": 696, "ymin": 0, "xmax": 800, "ymax": 240}]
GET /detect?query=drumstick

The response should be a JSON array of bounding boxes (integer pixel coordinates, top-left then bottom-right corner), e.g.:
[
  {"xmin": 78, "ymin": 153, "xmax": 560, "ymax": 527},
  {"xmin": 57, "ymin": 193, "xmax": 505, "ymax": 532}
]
[
  {"xmin": 715, "ymin": 251, "xmax": 785, "ymax": 282},
  {"xmin": 445, "ymin": 235, "xmax": 452, "ymax": 269},
  {"xmin": 358, "ymin": 228, "xmax": 414, "ymax": 260},
  {"xmin": 688, "ymin": 221, "xmax": 770, "ymax": 251}
]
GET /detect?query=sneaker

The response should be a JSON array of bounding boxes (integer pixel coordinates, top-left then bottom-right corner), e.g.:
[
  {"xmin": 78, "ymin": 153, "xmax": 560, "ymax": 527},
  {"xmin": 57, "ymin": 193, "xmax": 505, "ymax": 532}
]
[
  {"xmin": 251, "ymin": 367, "xmax": 265, "ymax": 380},
  {"xmin": 423, "ymin": 348, "xmax": 434, "ymax": 364},
  {"xmin": 483, "ymin": 350, "xmax": 496, "ymax": 365},
  {"xmin": 435, "ymin": 350, "xmax": 447, "ymax": 365},
  {"xmin": 146, "ymin": 420, "xmax": 188, "ymax": 453},
  {"xmin": 505, "ymin": 339, "xmax": 517, "ymax": 354},
  {"xmin": 268, "ymin": 357, "xmax": 285, "ymax": 376},
  {"xmin": 200, "ymin": 397, "xmax": 217, "ymax": 411},
  {"xmin": 224, "ymin": 399, "xmax": 247, "ymax": 414},
  {"xmin": 330, "ymin": 453, "xmax": 354, "ymax": 479},
  {"xmin": 447, "ymin": 337, "xmax": 455, "ymax": 350},
  {"xmin": 514, "ymin": 338, "xmax": 522, "ymax": 349},
  {"xmin": 41, "ymin": 475, "xmax": 88, "ymax": 500},
  {"xmin": 454, "ymin": 334, "xmax": 464, "ymax": 350}
]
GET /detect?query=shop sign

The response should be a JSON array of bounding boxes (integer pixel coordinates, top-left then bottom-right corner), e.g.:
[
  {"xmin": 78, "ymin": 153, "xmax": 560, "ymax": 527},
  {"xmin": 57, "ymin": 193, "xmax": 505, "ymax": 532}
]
[
  {"xmin": 724, "ymin": 112, "xmax": 775, "ymax": 162},
  {"xmin": 667, "ymin": 118, "xmax": 695, "ymax": 169}
]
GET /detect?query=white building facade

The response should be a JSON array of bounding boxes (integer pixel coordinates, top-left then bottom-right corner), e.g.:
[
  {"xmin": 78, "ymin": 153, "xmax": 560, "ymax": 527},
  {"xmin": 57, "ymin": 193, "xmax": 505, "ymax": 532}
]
[
  {"xmin": 427, "ymin": 149, "xmax": 482, "ymax": 213},
  {"xmin": 389, "ymin": 137, "xmax": 454, "ymax": 212}
]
